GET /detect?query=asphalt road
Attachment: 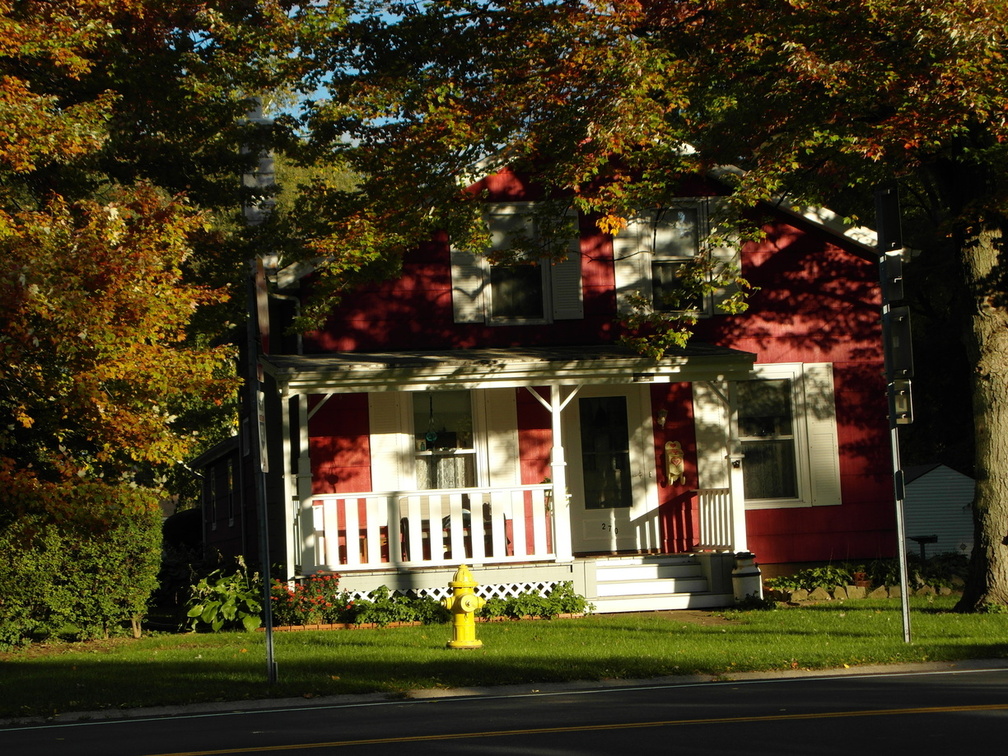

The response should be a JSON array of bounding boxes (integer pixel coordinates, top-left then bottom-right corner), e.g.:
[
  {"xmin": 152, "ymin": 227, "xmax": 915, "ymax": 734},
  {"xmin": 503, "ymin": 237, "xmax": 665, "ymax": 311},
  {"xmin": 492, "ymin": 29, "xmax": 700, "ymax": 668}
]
[{"xmin": 2, "ymin": 660, "xmax": 1007, "ymax": 755}]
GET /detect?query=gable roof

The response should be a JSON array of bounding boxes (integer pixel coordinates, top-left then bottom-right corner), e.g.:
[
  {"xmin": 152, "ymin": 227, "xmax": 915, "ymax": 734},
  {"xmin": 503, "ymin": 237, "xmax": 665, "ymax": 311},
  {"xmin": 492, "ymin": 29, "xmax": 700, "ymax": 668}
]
[{"xmin": 708, "ymin": 165, "xmax": 877, "ymax": 257}]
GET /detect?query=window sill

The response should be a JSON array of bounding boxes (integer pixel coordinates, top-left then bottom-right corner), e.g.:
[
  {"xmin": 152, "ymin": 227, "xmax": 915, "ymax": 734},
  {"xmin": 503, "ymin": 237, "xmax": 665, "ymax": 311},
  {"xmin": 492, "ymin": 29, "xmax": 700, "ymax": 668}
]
[
  {"xmin": 744, "ymin": 498, "xmax": 841, "ymax": 510},
  {"xmin": 487, "ymin": 317, "xmax": 551, "ymax": 327}
]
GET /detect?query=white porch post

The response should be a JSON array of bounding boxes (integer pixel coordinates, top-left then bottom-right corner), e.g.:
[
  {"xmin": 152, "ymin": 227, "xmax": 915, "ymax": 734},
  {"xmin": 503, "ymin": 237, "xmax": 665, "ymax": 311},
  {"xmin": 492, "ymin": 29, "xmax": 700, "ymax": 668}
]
[
  {"xmin": 279, "ymin": 390, "xmax": 298, "ymax": 578},
  {"xmin": 550, "ymin": 385, "xmax": 574, "ymax": 562},
  {"xmin": 726, "ymin": 389, "xmax": 749, "ymax": 554},
  {"xmin": 295, "ymin": 394, "xmax": 315, "ymax": 572}
]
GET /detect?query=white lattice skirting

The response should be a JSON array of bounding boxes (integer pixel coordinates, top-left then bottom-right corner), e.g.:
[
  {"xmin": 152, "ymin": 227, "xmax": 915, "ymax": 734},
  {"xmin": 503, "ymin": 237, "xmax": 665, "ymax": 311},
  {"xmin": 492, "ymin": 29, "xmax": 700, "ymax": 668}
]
[{"xmin": 341, "ymin": 580, "xmax": 566, "ymax": 603}]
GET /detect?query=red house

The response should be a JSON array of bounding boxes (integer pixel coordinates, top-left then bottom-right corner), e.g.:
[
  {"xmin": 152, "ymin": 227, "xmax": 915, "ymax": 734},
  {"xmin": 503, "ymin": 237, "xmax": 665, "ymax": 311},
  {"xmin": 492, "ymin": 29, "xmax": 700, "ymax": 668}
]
[{"xmin": 202, "ymin": 169, "xmax": 894, "ymax": 611}]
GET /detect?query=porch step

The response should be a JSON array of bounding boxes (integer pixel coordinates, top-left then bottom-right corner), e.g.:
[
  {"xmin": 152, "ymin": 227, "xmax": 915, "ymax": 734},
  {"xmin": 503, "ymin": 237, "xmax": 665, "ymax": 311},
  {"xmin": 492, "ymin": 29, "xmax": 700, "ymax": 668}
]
[
  {"xmin": 595, "ymin": 576, "xmax": 710, "ymax": 597},
  {"xmin": 593, "ymin": 555, "xmax": 703, "ymax": 583},
  {"xmin": 593, "ymin": 558, "xmax": 705, "ymax": 583},
  {"xmin": 591, "ymin": 592, "xmax": 734, "ymax": 613},
  {"xmin": 588, "ymin": 554, "xmax": 733, "ymax": 613}
]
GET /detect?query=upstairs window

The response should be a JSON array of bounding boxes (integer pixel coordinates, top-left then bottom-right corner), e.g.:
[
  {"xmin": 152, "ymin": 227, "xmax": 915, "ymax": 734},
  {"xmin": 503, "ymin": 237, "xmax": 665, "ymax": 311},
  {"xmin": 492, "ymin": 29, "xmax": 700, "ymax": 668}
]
[
  {"xmin": 488, "ymin": 261, "xmax": 545, "ymax": 320},
  {"xmin": 649, "ymin": 206, "xmax": 704, "ymax": 312},
  {"xmin": 613, "ymin": 198, "xmax": 737, "ymax": 317},
  {"xmin": 451, "ymin": 202, "xmax": 583, "ymax": 325}
]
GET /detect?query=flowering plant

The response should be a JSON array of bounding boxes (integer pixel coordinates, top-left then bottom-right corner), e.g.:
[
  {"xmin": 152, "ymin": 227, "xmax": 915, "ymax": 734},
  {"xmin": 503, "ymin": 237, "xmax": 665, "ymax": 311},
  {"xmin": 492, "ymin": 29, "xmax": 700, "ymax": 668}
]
[{"xmin": 270, "ymin": 573, "xmax": 353, "ymax": 626}]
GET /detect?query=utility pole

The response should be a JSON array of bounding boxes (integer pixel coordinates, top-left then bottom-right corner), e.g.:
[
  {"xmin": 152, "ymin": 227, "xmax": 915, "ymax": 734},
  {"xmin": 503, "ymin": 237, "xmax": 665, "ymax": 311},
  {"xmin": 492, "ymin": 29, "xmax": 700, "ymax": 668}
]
[{"xmin": 875, "ymin": 185, "xmax": 913, "ymax": 644}]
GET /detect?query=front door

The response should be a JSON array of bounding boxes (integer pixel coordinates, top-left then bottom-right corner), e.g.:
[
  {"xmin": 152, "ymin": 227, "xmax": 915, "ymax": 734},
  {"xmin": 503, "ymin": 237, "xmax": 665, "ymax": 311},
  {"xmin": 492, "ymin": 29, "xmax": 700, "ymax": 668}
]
[{"xmin": 565, "ymin": 385, "xmax": 659, "ymax": 553}]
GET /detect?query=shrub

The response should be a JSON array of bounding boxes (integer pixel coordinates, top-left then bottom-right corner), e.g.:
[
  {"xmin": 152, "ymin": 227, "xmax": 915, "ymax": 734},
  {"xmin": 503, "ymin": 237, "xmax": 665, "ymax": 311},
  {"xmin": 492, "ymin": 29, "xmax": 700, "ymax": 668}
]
[
  {"xmin": 0, "ymin": 518, "xmax": 74, "ymax": 649},
  {"xmin": 349, "ymin": 585, "xmax": 448, "ymax": 626},
  {"xmin": 0, "ymin": 482, "xmax": 162, "ymax": 649},
  {"xmin": 478, "ymin": 582, "xmax": 593, "ymax": 620},
  {"xmin": 185, "ymin": 557, "xmax": 262, "ymax": 632},
  {"xmin": 764, "ymin": 554, "xmax": 972, "ymax": 596},
  {"xmin": 544, "ymin": 581, "xmax": 595, "ymax": 616},
  {"xmin": 765, "ymin": 564, "xmax": 853, "ymax": 592},
  {"xmin": 151, "ymin": 543, "xmax": 224, "ymax": 629},
  {"xmin": 263, "ymin": 581, "xmax": 594, "ymax": 628}
]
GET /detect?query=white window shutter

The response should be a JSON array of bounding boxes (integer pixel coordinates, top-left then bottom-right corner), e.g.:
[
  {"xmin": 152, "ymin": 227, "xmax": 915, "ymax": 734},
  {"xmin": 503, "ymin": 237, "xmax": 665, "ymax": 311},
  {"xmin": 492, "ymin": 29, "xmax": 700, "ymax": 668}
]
[
  {"xmin": 613, "ymin": 215, "xmax": 650, "ymax": 315},
  {"xmin": 479, "ymin": 388, "xmax": 520, "ymax": 487},
  {"xmin": 450, "ymin": 246, "xmax": 486, "ymax": 323},
  {"xmin": 802, "ymin": 363, "xmax": 842, "ymax": 507},
  {"xmin": 708, "ymin": 197, "xmax": 741, "ymax": 315},
  {"xmin": 368, "ymin": 393, "xmax": 411, "ymax": 491},
  {"xmin": 551, "ymin": 232, "xmax": 584, "ymax": 320},
  {"xmin": 691, "ymin": 381, "xmax": 731, "ymax": 490}
]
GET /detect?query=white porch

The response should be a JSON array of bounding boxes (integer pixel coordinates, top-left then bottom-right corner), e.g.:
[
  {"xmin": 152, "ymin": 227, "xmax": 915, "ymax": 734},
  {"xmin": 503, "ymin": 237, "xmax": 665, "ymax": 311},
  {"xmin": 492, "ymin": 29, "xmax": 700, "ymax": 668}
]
[
  {"xmin": 306, "ymin": 485, "xmax": 741, "ymax": 611},
  {"xmin": 262, "ymin": 345, "xmax": 756, "ymax": 612}
]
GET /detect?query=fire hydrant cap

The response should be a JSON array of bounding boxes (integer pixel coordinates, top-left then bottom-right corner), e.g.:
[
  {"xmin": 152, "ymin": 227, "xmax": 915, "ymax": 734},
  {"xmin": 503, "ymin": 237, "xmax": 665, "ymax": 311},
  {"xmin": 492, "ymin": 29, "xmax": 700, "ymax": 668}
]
[{"xmin": 450, "ymin": 564, "xmax": 477, "ymax": 588}]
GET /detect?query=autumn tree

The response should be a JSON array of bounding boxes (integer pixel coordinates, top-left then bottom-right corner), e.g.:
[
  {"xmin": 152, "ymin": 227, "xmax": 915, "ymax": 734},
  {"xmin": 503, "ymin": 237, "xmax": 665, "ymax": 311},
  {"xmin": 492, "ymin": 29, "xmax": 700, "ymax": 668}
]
[
  {"xmin": 296, "ymin": 1, "xmax": 1008, "ymax": 608},
  {"xmin": 0, "ymin": 1, "xmax": 341, "ymax": 641},
  {"xmin": 0, "ymin": 0, "xmax": 345, "ymax": 482}
]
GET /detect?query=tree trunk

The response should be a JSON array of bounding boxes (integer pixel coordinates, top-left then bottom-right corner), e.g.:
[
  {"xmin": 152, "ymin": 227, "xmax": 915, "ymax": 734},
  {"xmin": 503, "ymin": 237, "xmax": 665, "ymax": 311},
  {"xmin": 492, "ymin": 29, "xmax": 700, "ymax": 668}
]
[{"xmin": 956, "ymin": 223, "xmax": 1008, "ymax": 610}]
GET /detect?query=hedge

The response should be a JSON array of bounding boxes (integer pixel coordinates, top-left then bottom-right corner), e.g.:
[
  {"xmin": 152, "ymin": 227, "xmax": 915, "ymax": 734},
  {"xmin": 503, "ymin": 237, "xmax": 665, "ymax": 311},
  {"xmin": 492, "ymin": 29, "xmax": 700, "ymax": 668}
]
[{"xmin": 0, "ymin": 480, "xmax": 162, "ymax": 649}]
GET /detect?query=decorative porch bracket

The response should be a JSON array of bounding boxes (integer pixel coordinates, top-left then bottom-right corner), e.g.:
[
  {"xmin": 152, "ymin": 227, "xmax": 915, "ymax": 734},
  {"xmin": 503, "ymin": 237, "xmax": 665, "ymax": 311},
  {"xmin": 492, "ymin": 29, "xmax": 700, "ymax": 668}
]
[{"xmin": 525, "ymin": 384, "xmax": 580, "ymax": 563}]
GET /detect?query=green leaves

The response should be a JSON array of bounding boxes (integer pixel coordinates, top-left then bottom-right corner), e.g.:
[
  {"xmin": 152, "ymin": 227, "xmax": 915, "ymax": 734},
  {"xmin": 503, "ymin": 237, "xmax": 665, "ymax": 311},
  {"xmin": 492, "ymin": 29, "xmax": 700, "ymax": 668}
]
[
  {"xmin": 0, "ymin": 185, "xmax": 236, "ymax": 482},
  {"xmin": 0, "ymin": 480, "xmax": 163, "ymax": 648},
  {"xmin": 185, "ymin": 562, "xmax": 263, "ymax": 633}
]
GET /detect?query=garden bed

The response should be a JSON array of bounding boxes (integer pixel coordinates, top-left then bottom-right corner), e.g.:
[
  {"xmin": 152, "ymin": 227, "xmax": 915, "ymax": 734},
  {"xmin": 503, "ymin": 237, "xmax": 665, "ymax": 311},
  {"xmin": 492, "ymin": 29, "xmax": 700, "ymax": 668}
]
[{"xmin": 265, "ymin": 613, "xmax": 587, "ymax": 632}]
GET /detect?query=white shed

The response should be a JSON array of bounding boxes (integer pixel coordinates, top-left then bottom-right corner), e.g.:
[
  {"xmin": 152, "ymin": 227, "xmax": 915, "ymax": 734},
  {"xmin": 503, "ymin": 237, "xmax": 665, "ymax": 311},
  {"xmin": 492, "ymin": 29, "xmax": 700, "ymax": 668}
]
[{"xmin": 903, "ymin": 464, "xmax": 975, "ymax": 559}]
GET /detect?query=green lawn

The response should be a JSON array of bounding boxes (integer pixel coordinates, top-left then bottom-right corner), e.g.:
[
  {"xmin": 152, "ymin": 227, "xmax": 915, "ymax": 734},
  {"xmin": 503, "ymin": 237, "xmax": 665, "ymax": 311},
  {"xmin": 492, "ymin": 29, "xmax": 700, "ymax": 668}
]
[{"xmin": 2, "ymin": 597, "xmax": 1006, "ymax": 721}]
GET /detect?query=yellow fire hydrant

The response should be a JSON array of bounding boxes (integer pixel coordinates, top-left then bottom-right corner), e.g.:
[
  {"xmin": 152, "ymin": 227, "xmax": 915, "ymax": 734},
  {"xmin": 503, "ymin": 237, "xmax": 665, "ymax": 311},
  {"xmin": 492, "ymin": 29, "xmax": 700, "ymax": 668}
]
[{"xmin": 442, "ymin": 564, "xmax": 486, "ymax": 649}]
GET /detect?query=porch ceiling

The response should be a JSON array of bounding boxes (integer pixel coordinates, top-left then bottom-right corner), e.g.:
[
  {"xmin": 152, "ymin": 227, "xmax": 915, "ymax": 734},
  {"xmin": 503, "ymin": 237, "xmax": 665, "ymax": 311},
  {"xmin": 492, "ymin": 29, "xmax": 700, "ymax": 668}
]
[{"xmin": 262, "ymin": 343, "xmax": 757, "ymax": 394}]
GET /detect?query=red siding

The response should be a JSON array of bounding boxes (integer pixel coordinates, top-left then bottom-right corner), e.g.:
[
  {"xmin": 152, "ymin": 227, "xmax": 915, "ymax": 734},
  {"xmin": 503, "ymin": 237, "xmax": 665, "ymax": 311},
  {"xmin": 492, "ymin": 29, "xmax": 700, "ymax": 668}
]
[
  {"xmin": 650, "ymin": 383, "xmax": 699, "ymax": 553},
  {"xmin": 308, "ymin": 393, "xmax": 371, "ymax": 494},
  {"xmin": 296, "ymin": 176, "xmax": 894, "ymax": 566},
  {"xmin": 694, "ymin": 216, "xmax": 894, "ymax": 564},
  {"xmin": 517, "ymin": 386, "xmax": 552, "ymax": 485}
]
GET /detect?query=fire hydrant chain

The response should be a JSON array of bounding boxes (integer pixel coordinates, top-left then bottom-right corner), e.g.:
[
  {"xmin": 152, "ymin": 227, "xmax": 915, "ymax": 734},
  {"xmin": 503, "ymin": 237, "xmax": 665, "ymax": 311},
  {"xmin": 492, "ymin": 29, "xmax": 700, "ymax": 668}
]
[{"xmin": 441, "ymin": 564, "xmax": 486, "ymax": 649}]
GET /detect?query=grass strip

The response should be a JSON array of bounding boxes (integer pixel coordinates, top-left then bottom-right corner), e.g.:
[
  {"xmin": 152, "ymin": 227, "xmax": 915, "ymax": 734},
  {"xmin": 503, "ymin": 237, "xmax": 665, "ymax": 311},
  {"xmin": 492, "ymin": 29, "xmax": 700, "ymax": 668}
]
[{"xmin": 1, "ymin": 597, "xmax": 1005, "ymax": 720}]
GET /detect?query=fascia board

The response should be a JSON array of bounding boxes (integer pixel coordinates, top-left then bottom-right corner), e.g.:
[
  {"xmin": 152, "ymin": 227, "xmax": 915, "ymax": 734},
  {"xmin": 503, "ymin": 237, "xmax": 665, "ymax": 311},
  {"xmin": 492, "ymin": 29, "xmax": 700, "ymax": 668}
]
[
  {"xmin": 262, "ymin": 351, "xmax": 756, "ymax": 396},
  {"xmin": 707, "ymin": 164, "xmax": 878, "ymax": 255}
]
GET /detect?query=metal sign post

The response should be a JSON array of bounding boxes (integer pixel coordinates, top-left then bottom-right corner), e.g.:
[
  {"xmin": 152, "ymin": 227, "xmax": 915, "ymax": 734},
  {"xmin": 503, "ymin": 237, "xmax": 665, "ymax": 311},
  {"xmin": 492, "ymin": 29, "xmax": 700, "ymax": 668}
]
[
  {"xmin": 249, "ymin": 258, "xmax": 277, "ymax": 683},
  {"xmin": 875, "ymin": 185, "xmax": 913, "ymax": 644}
]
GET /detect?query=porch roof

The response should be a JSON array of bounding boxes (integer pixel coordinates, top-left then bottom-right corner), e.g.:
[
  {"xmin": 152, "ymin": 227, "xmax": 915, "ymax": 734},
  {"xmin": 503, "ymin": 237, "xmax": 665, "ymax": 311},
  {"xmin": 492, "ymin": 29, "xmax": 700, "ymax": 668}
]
[{"xmin": 262, "ymin": 343, "xmax": 757, "ymax": 394}]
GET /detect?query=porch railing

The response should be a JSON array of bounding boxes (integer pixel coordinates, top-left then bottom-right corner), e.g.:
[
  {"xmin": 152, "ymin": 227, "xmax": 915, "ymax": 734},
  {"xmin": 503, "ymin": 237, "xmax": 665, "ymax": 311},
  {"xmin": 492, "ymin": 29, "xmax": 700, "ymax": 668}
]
[
  {"xmin": 310, "ymin": 484, "xmax": 555, "ymax": 571},
  {"xmin": 695, "ymin": 487, "xmax": 733, "ymax": 551}
]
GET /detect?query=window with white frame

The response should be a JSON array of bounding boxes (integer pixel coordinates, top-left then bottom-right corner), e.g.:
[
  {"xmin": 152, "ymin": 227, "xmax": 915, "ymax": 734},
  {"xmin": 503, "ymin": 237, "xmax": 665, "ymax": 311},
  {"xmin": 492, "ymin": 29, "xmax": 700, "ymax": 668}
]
[
  {"xmin": 450, "ymin": 203, "xmax": 583, "ymax": 325},
  {"xmin": 648, "ymin": 205, "xmax": 705, "ymax": 312},
  {"xmin": 412, "ymin": 390, "xmax": 477, "ymax": 489},
  {"xmin": 367, "ymin": 388, "xmax": 521, "ymax": 493},
  {"xmin": 692, "ymin": 363, "xmax": 841, "ymax": 510},
  {"xmin": 613, "ymin": 198, "xmax": 737, "ymax": 316},
  {"xmin": 736, "ymin": 363, "xmax": 841, "ymax": 509},
  {"xmin": 487, "ymin": 261, "xmax": 546, "ymax": 321},
  {"xmin": 736, "ymin": 377, "xmax": 799, "ymax": 500}
]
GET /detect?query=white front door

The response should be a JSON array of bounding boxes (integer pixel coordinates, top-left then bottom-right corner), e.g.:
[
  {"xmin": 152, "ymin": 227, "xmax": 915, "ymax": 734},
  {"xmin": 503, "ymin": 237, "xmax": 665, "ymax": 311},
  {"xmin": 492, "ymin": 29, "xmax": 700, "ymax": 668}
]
[{"xmin": 565, "ymin": 385, "xmax": 660, "ymax": 553}]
